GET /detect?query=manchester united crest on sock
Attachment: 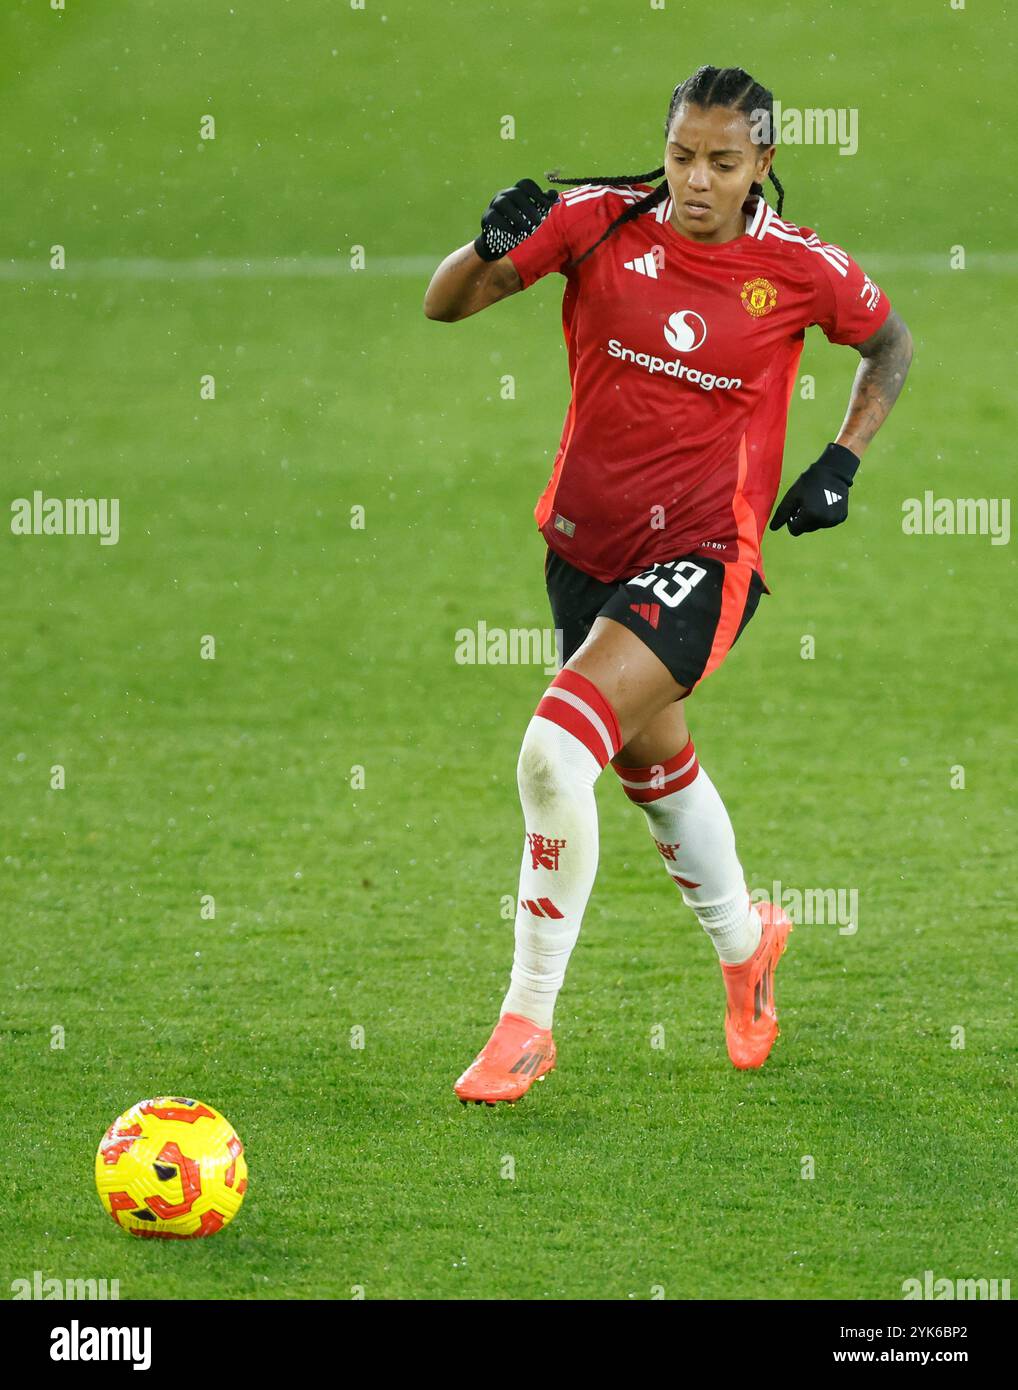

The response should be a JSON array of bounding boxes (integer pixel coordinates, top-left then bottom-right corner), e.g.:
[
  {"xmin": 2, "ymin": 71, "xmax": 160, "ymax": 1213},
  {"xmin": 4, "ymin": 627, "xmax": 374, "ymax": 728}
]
[{"xmin": 526, "ymin": 832, "xmax": 566, "ymax": 871}]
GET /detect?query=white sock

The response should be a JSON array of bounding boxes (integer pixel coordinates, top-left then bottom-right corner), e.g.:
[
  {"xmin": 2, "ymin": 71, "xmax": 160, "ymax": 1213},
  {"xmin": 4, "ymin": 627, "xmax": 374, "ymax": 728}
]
[
  {"xmin": 501, "ymin": 669, "xmax": 623, "ymax": 1029},
  {"xmin": 614, "ymin": 739, "xmax": 761, "ymax": 964}
]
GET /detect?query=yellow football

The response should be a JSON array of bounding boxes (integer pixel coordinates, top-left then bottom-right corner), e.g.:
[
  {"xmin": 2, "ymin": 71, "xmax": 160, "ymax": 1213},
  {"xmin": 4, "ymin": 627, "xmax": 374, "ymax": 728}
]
[{"xmin": 95, "ymin": 1096, "xmax": 247, "ymax": 1238}]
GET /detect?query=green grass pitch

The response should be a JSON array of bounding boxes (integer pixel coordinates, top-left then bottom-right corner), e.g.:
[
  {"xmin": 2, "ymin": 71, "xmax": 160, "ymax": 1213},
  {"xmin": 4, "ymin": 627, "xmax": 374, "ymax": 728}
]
[{"xmin": 0, "ymin": 0, "xmax": 1014, "ymax": 1299}]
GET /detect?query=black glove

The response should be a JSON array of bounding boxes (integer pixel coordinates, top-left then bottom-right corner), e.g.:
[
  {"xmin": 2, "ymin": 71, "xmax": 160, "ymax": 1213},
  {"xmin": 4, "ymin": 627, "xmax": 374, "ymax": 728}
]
[
  {"xmin": 474, "ymin": 179, "xmax": 559, "ymax": 262},
  {"xmin": 769, "ymin": 442, "xmax": 861, "ymax": 536}
]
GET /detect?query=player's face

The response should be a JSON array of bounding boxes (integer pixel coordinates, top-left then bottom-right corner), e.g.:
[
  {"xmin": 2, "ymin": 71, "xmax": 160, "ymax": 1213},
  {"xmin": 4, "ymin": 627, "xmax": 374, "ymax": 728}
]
[{"xmin": 664, "ymin": 103, "xmax": 774, "ymax": 243}]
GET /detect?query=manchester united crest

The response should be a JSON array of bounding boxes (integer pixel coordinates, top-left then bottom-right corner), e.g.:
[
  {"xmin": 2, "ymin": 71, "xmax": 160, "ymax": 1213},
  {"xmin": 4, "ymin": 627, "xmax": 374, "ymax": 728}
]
[{"xmin": 740, "ymin": 277, "xmax": 778, "ymax": 318}]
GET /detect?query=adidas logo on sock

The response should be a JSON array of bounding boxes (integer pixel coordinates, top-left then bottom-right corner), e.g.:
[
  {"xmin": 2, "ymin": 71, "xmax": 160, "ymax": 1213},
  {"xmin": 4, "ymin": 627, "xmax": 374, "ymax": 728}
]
[
  {"xmin": 521, "ymin": 897, "xmax": 563, "ymax": 919},
  {"xmin": 623, "ymin": 252, "xmax": 659, "ymax": 279}
]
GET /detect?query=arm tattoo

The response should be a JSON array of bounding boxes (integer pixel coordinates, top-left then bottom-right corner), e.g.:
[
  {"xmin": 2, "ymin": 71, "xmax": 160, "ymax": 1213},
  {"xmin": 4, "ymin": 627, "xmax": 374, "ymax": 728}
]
[
  {"xmin": 490, "ymin": 256, "xmax": 523, "ymax": 295},
  {"xmin": 836, "ymin": 310, "xmax": 914, "ymax": 456}
]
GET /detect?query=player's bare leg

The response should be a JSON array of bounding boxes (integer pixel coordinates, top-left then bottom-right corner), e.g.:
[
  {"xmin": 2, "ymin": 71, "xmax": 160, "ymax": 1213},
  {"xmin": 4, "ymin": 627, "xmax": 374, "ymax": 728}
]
[
  {"xmin": 564, "ymin": 615, "xmax": 689, "ymax": 740},
  {"xmin": 614, "ymin": 700, "xmax": 690, "ymax": 768}
]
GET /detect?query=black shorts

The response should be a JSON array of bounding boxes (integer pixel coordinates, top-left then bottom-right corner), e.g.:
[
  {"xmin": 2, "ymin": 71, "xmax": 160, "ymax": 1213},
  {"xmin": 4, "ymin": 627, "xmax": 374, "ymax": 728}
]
[{"xmin": 545, "ymin": 547, "xmax": 765, "ymax": 692}]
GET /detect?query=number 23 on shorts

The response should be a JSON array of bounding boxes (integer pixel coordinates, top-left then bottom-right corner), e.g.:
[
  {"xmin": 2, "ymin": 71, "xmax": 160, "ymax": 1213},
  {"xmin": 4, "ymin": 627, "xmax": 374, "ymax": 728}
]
[{"xmin": 626, "ymin": 559, "xmax": 708, "ymax": 608}]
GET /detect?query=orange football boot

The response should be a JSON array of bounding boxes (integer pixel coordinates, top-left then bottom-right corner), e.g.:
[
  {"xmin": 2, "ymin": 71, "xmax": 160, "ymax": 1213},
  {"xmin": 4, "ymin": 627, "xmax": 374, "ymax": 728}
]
[
  {"xmin": 454, "ymin": 1012, "xmax": 557, "ymax": 1105},
  {"xmin": 720, "ymin": 901, "xmax": 793, "ymax": 1069}
]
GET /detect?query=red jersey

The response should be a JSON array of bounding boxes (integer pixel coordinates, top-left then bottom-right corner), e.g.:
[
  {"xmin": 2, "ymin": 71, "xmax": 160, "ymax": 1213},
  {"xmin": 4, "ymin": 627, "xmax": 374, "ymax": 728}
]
[{"xmin": 506, "ymin": 184, "xmax": 891, "ymax": 583}]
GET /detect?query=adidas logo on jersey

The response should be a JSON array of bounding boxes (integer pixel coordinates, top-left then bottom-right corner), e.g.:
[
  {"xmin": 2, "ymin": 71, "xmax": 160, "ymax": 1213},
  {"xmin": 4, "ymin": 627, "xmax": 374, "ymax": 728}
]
[
  {"xmin": 824, "ymin": 489, "xmax": 843, "ymax": 506},
  {"xmin": 623, "ymin": 252, "xmax": 659, "ymax": 279}
]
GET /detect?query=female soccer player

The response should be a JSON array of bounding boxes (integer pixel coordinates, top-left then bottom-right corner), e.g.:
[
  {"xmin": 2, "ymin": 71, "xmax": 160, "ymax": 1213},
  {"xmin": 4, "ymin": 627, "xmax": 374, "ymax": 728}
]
[{"xmin": 424, "ymin": 65, "xmax": 913, "ymax": 1104}]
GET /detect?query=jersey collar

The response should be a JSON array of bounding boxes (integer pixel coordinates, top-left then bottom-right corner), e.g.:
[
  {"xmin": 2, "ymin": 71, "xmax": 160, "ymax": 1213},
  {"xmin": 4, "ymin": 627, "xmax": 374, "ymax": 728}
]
[{"xmin": 652, "ymin": 190, "xmax": 771, "ymax": 249}]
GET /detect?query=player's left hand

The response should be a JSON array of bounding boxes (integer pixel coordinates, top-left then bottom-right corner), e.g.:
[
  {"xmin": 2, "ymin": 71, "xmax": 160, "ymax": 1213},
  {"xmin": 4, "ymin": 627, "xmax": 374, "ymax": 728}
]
[
  {"xmin": 769, "ymin": 442, "xmax": 861, "ymax": 536},
  {"xmin": 474, "ymin": 179, "xmax": 559, "ymax": 262}
]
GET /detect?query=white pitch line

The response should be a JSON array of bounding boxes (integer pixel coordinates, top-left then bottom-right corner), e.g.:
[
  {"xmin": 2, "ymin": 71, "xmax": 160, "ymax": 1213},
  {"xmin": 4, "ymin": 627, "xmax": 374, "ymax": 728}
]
[
  {"xmin": 0, "ymin": 256, "xmax": 438, "ymax": 280},
  {"xmin": 863, "ymin": 252, "xmax": 1018, "ymax": 274},
  {"xmin": 0, "ymin": 252, "xmax": 1013, "ymax": 281}
]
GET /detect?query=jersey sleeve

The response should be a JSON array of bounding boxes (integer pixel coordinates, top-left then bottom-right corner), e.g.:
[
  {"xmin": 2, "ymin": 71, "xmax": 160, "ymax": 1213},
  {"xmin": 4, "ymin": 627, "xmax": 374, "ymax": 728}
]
[
  {"xmin": 505, "ymin": 194, "xmax": 573, "ymax": 289},
  {"xmin": 808, "ymin": 238, "xmax": 892, "ymax": 346}
]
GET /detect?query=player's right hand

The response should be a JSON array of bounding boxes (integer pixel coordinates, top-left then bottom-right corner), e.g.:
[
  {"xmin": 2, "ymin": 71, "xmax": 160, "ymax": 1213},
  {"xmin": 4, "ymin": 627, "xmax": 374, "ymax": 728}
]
[{"xmin": 474, "ymin": 179, "xmax": 558, "ymax": 262}]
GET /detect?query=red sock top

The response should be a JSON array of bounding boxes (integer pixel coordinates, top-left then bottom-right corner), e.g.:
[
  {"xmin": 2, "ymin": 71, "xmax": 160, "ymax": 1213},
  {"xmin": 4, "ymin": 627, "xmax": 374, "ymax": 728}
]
[
  {"xmin": 612, "ymin": 739, "xmax": 699, "ymax": 802},
  {"xmin": 534, "ymin": 668, "xmax": 623, "ymax": 769}
]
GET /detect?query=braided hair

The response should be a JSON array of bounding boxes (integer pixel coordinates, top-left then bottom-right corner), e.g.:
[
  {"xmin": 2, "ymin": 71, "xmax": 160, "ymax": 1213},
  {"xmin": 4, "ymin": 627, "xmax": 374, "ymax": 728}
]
[{"xmin": 548, "ymin": 65, "xmax": 785, "ymax": 270}]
